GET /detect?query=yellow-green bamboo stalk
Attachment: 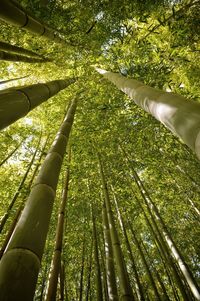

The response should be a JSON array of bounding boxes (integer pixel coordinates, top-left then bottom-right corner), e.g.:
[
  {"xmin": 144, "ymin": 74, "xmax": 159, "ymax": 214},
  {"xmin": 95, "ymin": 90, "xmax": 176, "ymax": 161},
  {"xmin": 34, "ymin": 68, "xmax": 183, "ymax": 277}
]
[
  {"xmin": 0, "ymin": 0, "xmax": 64, "ymax": 43},
  {"xmin": 0, "ymin": 98, "xmax": 78, "ymax": 301},
  {"xmin": 0, "ymin": 78, "xmax": 75, "ymax": 130},
  {"xmin": 96, "ymin": 68, "xmax": 200, "ymax": 159},
  {"xmin": 0, "ymin": 41, "xmax": 45, "ymax": 59},
  {"xmin": 0, "ymin": 50, "xmax": 50, "ymax": 63}
]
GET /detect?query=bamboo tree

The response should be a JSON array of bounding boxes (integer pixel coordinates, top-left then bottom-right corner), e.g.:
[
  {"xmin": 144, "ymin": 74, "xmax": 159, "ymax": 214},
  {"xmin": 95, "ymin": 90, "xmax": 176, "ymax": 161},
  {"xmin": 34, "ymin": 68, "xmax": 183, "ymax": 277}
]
[
  {"xmin": 132, "ymin": 169, "xmax": 200, "ymax": 300},
  {"xmin": 0, "ymin": 136, "xmax": 41, "ymax": 233},
  {"xmin": 0, "ymin": 77, "xmax": 75, "ymax": 130},
  {"xmin": 0, "ymin": 50, "xmax": 51, "ymax": 63},
  {"xmin": 85, "ymin": 241, "xmax": 93, "ymax": 301},
  {"xmin": 59, "ymin": 261, "xmax": 66, "ymax": 301},
  {"xmin": 98, "ymin": 154, "xmax": 134, "ymax": 301},
  {"xmin": 96, "ymin": 68, "xmax": 200, "ymax": 160},
  {"xmin": 0, "ymin": 0, "xmax": 65, "ymax": 43},
  {"xmin": 0, "ymin": 139, "xmax": 24, "ymax": 167},
  {"xmin": 112, "ymin": 191, "xmax": 145, "ymax": 301},
  {"xmin": 102, "ymin": 200, "xmax": 119, "ymax": 301},
  {"xmin": 0, "ymin": 97, "xmax": 78, "ymax": 301},
  {"xmin": 45, "ymin": 149, "xmax": 71, "ymax": 301},
  {"xmin": 0, "ymin": 40, "xmax": 45, "ymax": 59},
  {"xmin": 128, "ymin": 223, "xmax": 161, "ymax": 301},
  {"xmin": 92, "ymin": 204, "xmax": 103, "ymax": 301},
  {"xmin": 121, "ymin": 145, "xmax": 200, "ymax": 300},
  {"xmin": 140, "ymin": 238, "xmax": 171, "ymax": 301},
  {"xmin": 0, "ymin": 75, "xmax": 29, "ymax": 85},
  {"xmin": 29, "ymin": 135, "xmax": 50, "ymax": 187},
  {"xmin": 122, "ymin": 162, "xmax": 191, "ymax": 300},
  {"xmin": 79, "ymin": 234, "xmax": 86, "ymax": 301},
  {"xmin": 0, "ymin": 136, "xmax": 49, "ymax": 259},
  {"xmin": 139, "ymin": 197, "xmax": 185, "ymax": 301}
]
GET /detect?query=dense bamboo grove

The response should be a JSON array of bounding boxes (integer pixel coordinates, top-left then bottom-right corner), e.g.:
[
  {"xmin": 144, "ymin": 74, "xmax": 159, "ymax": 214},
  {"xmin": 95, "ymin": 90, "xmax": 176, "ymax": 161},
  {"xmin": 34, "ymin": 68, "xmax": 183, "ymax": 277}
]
[{"xmin": 0, "ymin": 0, "xmax": 200, "ymax": 300}]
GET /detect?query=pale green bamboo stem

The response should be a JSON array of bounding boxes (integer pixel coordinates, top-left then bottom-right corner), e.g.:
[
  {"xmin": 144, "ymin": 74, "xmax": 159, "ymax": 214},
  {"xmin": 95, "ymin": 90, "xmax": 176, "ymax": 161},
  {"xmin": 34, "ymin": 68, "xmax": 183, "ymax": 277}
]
[
  {"xmin": 96, "ymin": 68, "xmax": 200, "ymax": 159},
  {"xmin": 0, "ymin": 78, "xmax": 75, "ymax": 130},
  {"xmin": 0, "ymin": 0, "xmax": 64, "ymax": 43},
  {"xmin": 0, "ymin": 98, "xmax": 78, "ymax": 301},
  {"xmin": 0, "ymin": 50, "xmax": 50, "ymax": 63},
  {"xmin": 99, "ymin": 154, "xmax": 134, "ymax": 301},
  {"xmin": 0, "ymin": 41, "xmax": 45, "ymax": 59},
  {"xmin": 45, "ymin": 150, "xmax": 71, "ymax": 301},
  {"xmin": 102, "ymin": 203, "xmax": 119, "ymax": 301}
]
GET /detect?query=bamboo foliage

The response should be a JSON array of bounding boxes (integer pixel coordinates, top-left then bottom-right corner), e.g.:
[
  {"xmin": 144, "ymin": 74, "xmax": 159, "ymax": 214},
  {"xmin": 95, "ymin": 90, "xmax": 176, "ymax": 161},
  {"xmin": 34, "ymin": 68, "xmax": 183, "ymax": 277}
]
[
  {"xmin": 0, "ymin": 77, "xmax": 75, "ymax": 130},
  {"xmin": 0, "ymin": 97, "xmax": 78, "ymax": 301}
]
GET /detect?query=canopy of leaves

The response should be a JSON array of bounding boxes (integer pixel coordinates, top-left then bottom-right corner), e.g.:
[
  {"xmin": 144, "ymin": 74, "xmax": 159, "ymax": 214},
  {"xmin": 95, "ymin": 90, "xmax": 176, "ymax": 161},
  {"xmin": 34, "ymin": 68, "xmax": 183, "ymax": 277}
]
[{"xmin": 0, "ymin": 0, "xmax": 200, "ymax": 300}]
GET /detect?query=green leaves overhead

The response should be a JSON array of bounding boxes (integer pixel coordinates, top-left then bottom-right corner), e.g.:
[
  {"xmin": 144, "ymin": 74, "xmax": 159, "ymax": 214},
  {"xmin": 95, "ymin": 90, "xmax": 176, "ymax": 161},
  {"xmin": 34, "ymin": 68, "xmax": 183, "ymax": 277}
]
[{"xmin": 0, "ymin": 0, "xmax": 200, "ymax": 300}]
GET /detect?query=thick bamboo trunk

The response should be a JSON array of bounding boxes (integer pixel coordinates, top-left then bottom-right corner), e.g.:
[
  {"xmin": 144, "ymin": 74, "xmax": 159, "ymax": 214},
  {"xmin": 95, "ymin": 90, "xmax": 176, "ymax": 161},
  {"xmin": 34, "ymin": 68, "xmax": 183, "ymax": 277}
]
[
  {"xmin": 92, "ymin": 205, "xmax": 103, "ymax": 301},
  {"xmin": 0, "ymin": 98, "xmax": 78, "ymax": 301},
  {"xmin": 0, "ymin": 77, "xmax": 75, "ymax": 130},
  {"xmin": 0, "ymin": 40, "xmax": 44, "ymax": 59},
  {"xmin": 45, "ymin": 150, "xmax": 71, "ymax": 301},
  {"xmin": 0, "ymin": 138, "xmax": 40, "ymax": 233},
  {"xmin": 99, "ymin": 155, "xmax": 134, "ymax": 301},
  {"xmin": 0, "ymin": 0, "xmax": 64, "ymax": 43},
  {"xmin": 0, "ymin": 50, "xmax": 50, "ymax": 63},
  {"xmin": 96, "ymin": 69, "xmax": 200, "ymax": 159}
]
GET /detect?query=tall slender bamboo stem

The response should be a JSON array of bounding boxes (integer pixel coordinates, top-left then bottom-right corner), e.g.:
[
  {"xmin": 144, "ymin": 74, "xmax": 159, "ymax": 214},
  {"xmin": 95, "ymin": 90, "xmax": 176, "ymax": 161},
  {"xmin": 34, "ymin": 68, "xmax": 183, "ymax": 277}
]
[{"xmin": 0, "ymin": 97, "xmax": 78, "ymax": 301}]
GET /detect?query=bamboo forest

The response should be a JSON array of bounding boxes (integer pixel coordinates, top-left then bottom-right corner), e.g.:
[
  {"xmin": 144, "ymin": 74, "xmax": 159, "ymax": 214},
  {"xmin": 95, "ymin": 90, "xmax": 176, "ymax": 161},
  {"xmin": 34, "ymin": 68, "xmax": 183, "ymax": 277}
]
[{"xmin": 0, "ymin": 0, "xmax": 200, "ymax": 300}]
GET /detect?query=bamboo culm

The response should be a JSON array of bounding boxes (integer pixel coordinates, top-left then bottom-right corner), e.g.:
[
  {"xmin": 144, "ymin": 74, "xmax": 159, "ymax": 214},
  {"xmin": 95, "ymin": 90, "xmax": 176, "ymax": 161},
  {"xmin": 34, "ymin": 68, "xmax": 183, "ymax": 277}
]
[
  {"xmin": 0, "ymin": 77, "xmax": 75, "ymax": 130},
  {"xmin": 0, "ymin": 137, "xmax": 48, "ymax": 259},
  {"xmin": 102, "ymin": 202, "xmax": 119, "ymax": 301},
  {"xmin": 98, "ymin": 154, "xmax": 134, "ymax": 301},
  {"xmin": 121, "ymin": 145, "xmax": 200, "ymax": 300},
  {"xmin": 0, "ymin": 50, "xmax": 50, "ymax": 63},
  {"xmin": 45, "ymin": 150, "xmax": 71, "ymax": 301},
  {"xmin": 0, "ymin": 139, "xmax": 23, "ymax": 167},
  {"xmin": 92, "ymin": 205, "xmax": 103, "ymax": 301},
  {"xmin": 0, "ymin": 0, "xmax": 65, "ymax": 43},
  {"xmin": 112, "ymin": 192, "xmax": 145, "ymax": 301},
  {"xmin": 96, "ymin": 68, "xmax": 200, "ymax": 160},
  {"xmin": 133, "ymin": 170, "xmax": 200, "ymax": 300},
  {"xmin": 0, "ymin": 40, "xmax": 46, "ymax": 59},
  {"xmin": 0, "ymin": 137, "xmax": 40, "ymax": 233},
  {"xmin": 0, "ymin": 97, "xmax": 78, "ymax": 301}
]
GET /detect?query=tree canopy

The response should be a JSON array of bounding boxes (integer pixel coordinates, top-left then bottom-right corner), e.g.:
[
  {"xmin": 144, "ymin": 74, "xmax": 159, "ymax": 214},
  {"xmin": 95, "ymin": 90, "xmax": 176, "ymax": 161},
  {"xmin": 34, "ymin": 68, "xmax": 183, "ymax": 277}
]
[{"xmin": 0, "ymin": 0, "xmax": 200, "ymax": 300}]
